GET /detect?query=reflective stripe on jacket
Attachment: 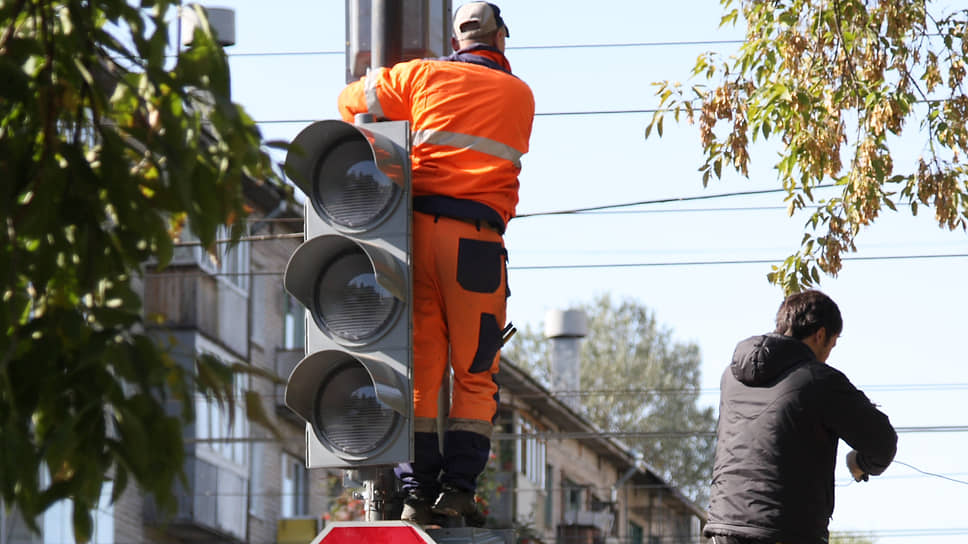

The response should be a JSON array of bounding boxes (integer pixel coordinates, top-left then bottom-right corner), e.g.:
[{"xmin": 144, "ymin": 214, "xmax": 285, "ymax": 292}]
[{"xmin": 338, "ymin": 48, "xmax": 535, "ymax": 226}]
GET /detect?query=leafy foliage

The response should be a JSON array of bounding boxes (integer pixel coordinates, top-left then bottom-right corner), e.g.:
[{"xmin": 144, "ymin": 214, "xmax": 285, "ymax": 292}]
[
  {"xmin": 503, "ymin": 294, "xmax": 716, "ymax": 504},
  {"xmin": 647, "ymin": 0, "xmax": 968, "ymax": 293},
  {"xmin": 0, "ymin": 1, "xmax": 282, "ymax": 540}
]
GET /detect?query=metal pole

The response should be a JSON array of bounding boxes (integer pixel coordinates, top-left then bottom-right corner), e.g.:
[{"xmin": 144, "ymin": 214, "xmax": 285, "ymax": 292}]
[
  {"xmin": 355, "ymin": 0, "xmax": 405, "ymax": 521},
  {"xmin": 371, "ymin": 0, "xmax": 403, "ymax": 70}
]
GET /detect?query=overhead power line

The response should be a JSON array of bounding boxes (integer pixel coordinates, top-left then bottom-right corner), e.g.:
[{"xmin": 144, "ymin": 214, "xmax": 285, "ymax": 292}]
[
  {"xmin": 252, "ymin": 383, "xmax": 968, "ymax": 404},
  {"xmin": 515, "ymin": 185, "xmax": 838, "ymax": 218},
  {"xmin": 254, "ymin": 98, "xmax": 953, "ymax": 123},
  {"xmin": 225, "ymin": 39, "xmax": 746, "ymax": 59},
  {"xmin": 508, "ymin": 252, "xmax": 968, "ymax": 271},
  {"xmin": 509, "ymin": 383, "xmax": 968, "ymax": 399},
  {"xmin": 143, "ymin": 251, "xmax": 968, "ymax": 280},
  {"xmin": 252, "ymin": 108, "xmax": 663, "ymax": 124},
  {"xmin": 188, "ymin": 425, "xmax": 968, "ymax": 444},
  {"xmin": 149, "ymin": 468, "xmax": 968, "ymax": 498},
  {"xmin": 171, "ymin": 232, "xmax": 303, "ymax": 248},
  {"xmin": 493, "ymin": 425, "xmax": 968, "ymax": 441},
  {"xmin": 510, "ymin": 39, "xmax": 744, "ymax": 51}
]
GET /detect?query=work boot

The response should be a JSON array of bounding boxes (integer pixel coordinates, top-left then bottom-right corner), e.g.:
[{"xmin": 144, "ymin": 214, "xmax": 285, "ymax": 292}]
[
  {"xmin": 431, "ymin": 483, "xmax": 486, "ymax": 527},
  {"xmin": 400, "ymin": 490, "xmax": 434, "ymax": 525}
]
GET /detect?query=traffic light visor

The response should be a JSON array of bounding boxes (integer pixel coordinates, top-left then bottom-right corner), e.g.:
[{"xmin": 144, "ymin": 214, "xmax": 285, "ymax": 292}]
[
  {"xmin": 285, "ymin": 350, "xmax": 409, "ymax": 461},
  {"xmin": 314, "ymin": 139, "xmax": 396, "ymax": 229},
  {"xmin": 314, "ymin": 359, "xmax": 397, "ymax": 456},
  {"xmin": 286, "ymin": 120, "xmax": 407, "ymax": 232},
  {"xmin": 316, "ymin": 247, "xmax": 397, "ymax": 342},
  {"xmin": 285, "ymin": 235, "xmax": 405, "ymax": 345}
]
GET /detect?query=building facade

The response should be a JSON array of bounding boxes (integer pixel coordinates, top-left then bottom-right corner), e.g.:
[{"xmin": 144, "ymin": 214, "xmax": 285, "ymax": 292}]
[{"xmin": 490, "ymin": 360, "xmax": 706, "ymax": 544}]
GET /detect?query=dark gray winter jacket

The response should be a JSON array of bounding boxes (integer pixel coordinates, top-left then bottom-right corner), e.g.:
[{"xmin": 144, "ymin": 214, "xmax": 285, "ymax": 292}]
[{"xmin": 703, "ymin": 334, "xmax": 897, "ymax": 544}]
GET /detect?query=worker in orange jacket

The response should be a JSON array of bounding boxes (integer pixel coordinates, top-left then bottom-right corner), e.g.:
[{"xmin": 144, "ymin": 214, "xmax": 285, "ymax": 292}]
[{"xmin": 338, "ymin": 1, "xmax": 534, "ymax": 526}]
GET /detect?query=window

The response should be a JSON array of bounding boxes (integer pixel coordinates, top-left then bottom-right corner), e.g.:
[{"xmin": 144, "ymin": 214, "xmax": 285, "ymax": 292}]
[
  {"xmin": 516, "ymin": 418, "xmax": 545, "ymax": 487},
  {"xmin": 629, "ymin": 522, "xmax": 644, "ymax": 544},
  {"xmin": 195, "ymin": 369, "xmax": 249, "ymax": 468},
  {"xmin": 250, "ymin": 274, "xmax": 266, "ymax": 347},
  {"xmin": 249, "ymin": 442, "xmax": 265, "ymax": 518},
  {"xmin": 283, "ymin": 292, "xmax": 305, "ymax": 350},
  {"xmin": 563, "ymin": 478, "xmax": 584, "ymax": 513},
  {"xmin": 281, "ymin": 453, "xmax": 309, "ymax": 518},
  {"xmin": 544, "ymin": 464, "xmax": 554, "ymax": 528},
  {"xmin": 218, "ymin": 224, "xmax": 250, "ymax": 292}
]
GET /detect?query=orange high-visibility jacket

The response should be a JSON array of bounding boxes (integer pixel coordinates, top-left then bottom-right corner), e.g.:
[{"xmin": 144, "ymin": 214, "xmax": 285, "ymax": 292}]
[{"xmin": 338, "ymin": 49, "xmax": 535, "ymax": 228}]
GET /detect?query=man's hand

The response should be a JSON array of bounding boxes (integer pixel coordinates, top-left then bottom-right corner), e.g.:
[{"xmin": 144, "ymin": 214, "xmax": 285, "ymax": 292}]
[{"xmin": 846, "ymin": 450, "xmax": 869, "ymax": 482}]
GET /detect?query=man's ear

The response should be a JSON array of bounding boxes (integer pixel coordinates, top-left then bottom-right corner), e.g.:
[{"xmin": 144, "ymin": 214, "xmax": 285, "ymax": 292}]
[{"xmin": 451, "ymin": 37, "xmax": 460, "ymax": 51}]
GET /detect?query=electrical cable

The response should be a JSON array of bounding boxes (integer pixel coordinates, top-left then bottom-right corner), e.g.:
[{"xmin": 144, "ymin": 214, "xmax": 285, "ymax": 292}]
[
  {"xmin": 141, "ymin": 250, "xmax": 968, "ymax": 279},
  {"xmin": 186, "ymin": 425, "xmax": 968, "ymax": 444},
  {"xmin": 224, "ymin": 38, "xmax": 746, "ymax": 59},
  {"xmin": 254, "ymin": 97, "xmax": 951, "ymax": 124},
  {"xmin": 515, "ymin": 184, "xmax": 837, "ymax": 218},
  {"xmin": 502, "ymin": 382, "xmax": 968, "ymax": 399},
  {"xmin": 894, "ymin": 460, "xmax": 968, "ymax": 486},
  {"xmin": 507, "ymin": 252, "xmax": 968, "ymax": 271}
]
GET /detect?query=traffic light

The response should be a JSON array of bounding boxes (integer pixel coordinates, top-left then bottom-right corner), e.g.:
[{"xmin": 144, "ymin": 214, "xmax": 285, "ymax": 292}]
[{"xmin": 283, "ymin": 119, "xmax": 412, "ymax": 468}]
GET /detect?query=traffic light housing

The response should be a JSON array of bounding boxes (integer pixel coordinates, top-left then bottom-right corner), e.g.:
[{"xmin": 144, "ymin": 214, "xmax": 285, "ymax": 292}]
[{"xmin": 283, "ymin": 119, "xmax": 412, "ymax": 468}]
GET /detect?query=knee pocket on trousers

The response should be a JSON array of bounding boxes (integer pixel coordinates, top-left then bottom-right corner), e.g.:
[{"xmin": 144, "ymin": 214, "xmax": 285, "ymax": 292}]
[
  {"xmin": 456, "ymin": 238, "xmax": 505, "ymax": 294},
  {"xmin": 469, "ymin": 313, "xmax": 502, "ymax": 374}
]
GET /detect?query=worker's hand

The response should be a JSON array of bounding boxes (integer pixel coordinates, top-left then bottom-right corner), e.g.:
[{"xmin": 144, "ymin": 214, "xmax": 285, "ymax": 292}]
[{"xmin": 846, "ymin": 450, "xmax": 869, "ymax": 482}]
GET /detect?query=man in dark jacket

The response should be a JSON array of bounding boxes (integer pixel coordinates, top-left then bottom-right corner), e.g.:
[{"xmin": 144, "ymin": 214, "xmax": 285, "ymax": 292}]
[{"xmin": 704, "ymin": 290, "xmax": 897, "ymax": 544}]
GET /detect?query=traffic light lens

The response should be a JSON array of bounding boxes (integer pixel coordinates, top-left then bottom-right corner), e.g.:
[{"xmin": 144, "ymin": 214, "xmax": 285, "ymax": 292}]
[
  {"xmin": 314, "ymin": 138, "xmax": 397, "ymax": 229},
  {"xmin": 316, "ymin": 249, "xmax": 397, "ymax": 342},
  {"xmin": 315, "ymin": 361, "xmax": 396, "ymax": 455}
]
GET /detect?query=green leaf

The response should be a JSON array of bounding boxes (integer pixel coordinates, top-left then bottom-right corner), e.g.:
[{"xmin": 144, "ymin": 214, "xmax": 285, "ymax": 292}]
[
  {"xmin": 245, "ymin": 390, "xmax": 283, "ymax": 440},
  {"xmin": 231, "ymin": 361, "xmax": 285, "ymax": 385},
  {"xmin": 264, "ymin": 139, "xmax": 290, "ymax": 150},
  {"xmin": 72, "ymin": 502, "xmax": 94, "ymax": 544},
  {"xmin": 110, "ymin": 466, "xmax": 129, "ymax": 504}
]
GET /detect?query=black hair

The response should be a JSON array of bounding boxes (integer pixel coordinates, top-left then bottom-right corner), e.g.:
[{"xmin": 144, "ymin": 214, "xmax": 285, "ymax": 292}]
[
  {"xmin": 774, "ymin": 290, "xmax": 843, "ymax": 340},
  {"xmin": 488, "ymin": 3, "xmax": 508, "ymax": 37}
]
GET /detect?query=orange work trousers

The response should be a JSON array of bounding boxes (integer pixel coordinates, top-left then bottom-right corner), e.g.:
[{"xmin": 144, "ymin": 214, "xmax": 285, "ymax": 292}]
[{"xmin": 411, "ymin": 211, "xmax": 507, "ymax": 432}]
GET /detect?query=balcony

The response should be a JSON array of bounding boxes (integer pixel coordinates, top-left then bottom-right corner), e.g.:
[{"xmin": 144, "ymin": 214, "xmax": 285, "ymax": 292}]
[
  {"xmin": 144, "ymin": 455, "xmax": 248, "ymax": 542},
  {"xmin": 560, "ymin": 509, "xmax": 614, "ymax": 542}
]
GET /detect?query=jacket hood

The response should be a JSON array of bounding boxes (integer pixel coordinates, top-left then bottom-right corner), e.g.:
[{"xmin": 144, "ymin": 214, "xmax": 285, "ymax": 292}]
[{"xmin": 730, "ymin": 333, "xmax": 816, "ymax": 386}]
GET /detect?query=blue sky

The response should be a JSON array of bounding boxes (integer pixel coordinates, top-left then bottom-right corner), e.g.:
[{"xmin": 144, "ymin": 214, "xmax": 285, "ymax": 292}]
[{"xmin": 212, "ymin": 1, "xmax": 968, "ymax": 541}]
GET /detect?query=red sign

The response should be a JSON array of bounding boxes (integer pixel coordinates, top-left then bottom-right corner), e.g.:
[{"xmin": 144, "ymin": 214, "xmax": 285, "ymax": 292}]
[{"xmin": 314, "ymin": 521, "xmax": 437, "ymax": 544}]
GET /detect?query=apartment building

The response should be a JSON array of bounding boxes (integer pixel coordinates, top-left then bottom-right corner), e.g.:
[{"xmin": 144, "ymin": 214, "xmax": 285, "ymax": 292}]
[{"xmin": 490, "ymin": 359, "xmax": 706, "ymax": 544}]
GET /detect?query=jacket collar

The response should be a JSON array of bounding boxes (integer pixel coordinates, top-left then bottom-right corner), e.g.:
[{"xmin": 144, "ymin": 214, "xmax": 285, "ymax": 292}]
[{"xmin": 440, "ymin": 44, "xmax": 513, "ymax": 75}]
